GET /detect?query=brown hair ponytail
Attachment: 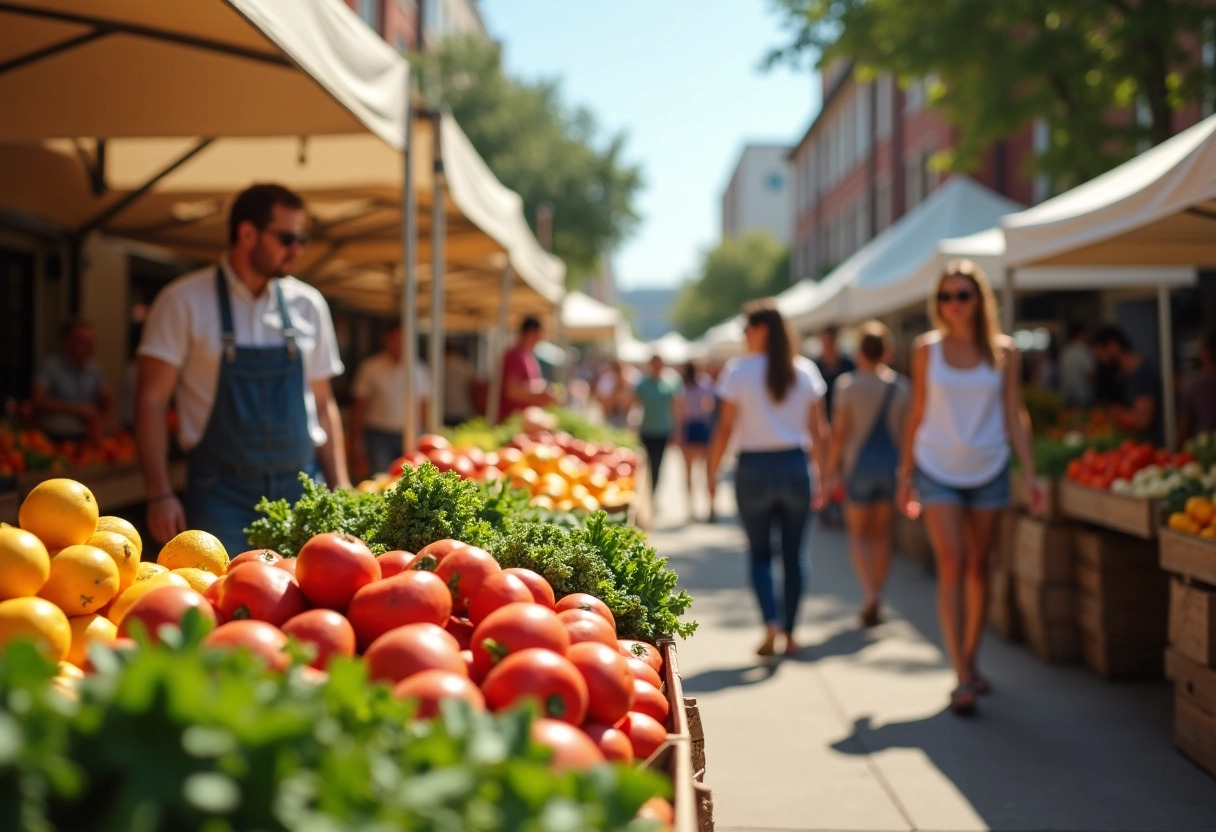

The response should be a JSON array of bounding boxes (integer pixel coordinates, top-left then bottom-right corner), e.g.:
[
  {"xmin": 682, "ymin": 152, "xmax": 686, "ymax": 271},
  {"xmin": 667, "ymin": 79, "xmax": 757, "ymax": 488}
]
[{"xmin": 743, "ymin": 299, "xmax": 796, "ymax": 403}]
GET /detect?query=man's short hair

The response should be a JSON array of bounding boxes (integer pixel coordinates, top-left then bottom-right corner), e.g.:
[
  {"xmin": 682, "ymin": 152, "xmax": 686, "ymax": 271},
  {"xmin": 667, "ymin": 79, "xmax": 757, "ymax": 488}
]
[
  {"xmin": 1091, "ymin": 325, "xmax": 1131, "ymax": 352},
  {"xmin": 60, "ymin": 317, "xmax": 92, "ymax": 340},
  {"xmin": 520, "ymin": 316, "xmax": 542, "ymax": 335},
  {"xmin": 820, "ymin": 325, "xmax": 840, "ymax": 339},
  {"xmin": 857, "ymin": 320, "xmax": 892, "ymax": 362},
  {"xmin": 228, "ymin": 183, "xmax": 305, "ymax": 244}
]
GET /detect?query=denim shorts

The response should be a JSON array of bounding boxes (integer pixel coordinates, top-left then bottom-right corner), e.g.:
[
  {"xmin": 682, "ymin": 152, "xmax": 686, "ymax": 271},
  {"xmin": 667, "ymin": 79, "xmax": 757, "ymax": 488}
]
[
  {"xmin": 845, "ymin": 464, "xmax": 896, "ymax": 505},
  {"xmin": 914, "ymin": 464, "xmax": 1010, "ymax": 511},
  {"xmin": 683, "ymin": 421, "xmax": 711, "ymax": 446}
]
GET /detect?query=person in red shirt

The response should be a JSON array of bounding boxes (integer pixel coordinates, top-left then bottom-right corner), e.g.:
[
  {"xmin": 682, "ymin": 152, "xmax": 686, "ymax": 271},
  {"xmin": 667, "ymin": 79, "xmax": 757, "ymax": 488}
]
[{"xmin": 498, "ymin": 316, "xmax": 556, "ymax": 422}]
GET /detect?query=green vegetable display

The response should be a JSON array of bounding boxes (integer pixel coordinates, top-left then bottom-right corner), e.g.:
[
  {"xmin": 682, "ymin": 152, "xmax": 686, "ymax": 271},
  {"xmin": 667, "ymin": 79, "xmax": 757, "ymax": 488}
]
[
  {"xmin": 0, "ymin": 634, "xmax": 667, "ymax": 832},
  {"xmin": 446, "ymin": 408, "xmax": 636, "ymax": 453}
]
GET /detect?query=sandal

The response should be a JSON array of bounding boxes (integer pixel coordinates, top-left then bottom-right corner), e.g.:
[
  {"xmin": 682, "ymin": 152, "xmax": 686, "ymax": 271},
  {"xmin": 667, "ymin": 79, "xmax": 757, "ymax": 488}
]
[
  {"xmin": 971, "ymin": 674, "xmax": 992, "ymax": 696},
  {"xmin": 859, "ymin": 602, "xmax": 882, "ymax": 628},
  {"xmin": 756, "ymin": 632, "xmax": 778, "ymax": 657},
  {"xmin": 783, "ymin": 633, "xmax": 800, "ymax": 656},
  {"xmin": 949, "ymin": 683, "xmax": 978, "ymax": 715}
]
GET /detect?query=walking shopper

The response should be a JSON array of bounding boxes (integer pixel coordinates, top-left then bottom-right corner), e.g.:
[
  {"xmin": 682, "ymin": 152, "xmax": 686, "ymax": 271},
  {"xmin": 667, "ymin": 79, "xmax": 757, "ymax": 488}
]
[
  {"xmin": 136, "ymin": 184, "xmax": 348, "ymax": 554},
  {"xmin": 1181, "ymin": 328, "xmax": 1216, "ymax": 441},
  {"xmin": 680, "ymin": 361, "xmax": 717, "ymax": 522},
  {"xmin": 708, "ymin": 299, "xmax": 830, "ymax": 657},
  {"xmin": 634, "ymin": 355, "xmax": 684, "ymax": 495},
  {"xmin": 897, "ymin": 260, "xmax": 1041, "ymax": 715},
  {"xmin": 814, "ymin": 326, "xmax": 855, "ymax": 529},
  {"xmin": 349, "ymin": 326, "xmax": 430, "ymax": 480},
  {"xmin": 823, "ymin": 321, "xmax": 909, "ymax": 628}
]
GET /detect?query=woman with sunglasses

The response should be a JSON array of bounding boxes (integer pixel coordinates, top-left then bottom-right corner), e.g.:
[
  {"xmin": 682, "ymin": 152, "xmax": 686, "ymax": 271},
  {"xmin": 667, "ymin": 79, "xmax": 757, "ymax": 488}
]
[
  {"xmin": 708, "ymin": 299, "xmax": 830, "ymax": 657},
  {"xmin": 898, "ymin": 260, "xmax": 1042, "ymax": 715}
]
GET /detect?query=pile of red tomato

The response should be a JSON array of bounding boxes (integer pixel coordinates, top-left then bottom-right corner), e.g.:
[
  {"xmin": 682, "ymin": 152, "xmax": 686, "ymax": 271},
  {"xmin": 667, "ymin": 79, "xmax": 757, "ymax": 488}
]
[
  {"xmin": 1065, "ymin": 440, "xmax": 1195, "ymax": 490},
  {"xmin": 106, "ymin": 533, "xmax": 673, "ymax": 776}
]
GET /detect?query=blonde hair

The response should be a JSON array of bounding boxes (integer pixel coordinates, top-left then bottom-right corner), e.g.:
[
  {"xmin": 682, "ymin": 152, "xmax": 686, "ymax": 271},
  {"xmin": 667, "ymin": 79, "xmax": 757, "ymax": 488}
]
[{"xmin": 930, "ymin": 258, "xmax": 1003, "ymax": 367}]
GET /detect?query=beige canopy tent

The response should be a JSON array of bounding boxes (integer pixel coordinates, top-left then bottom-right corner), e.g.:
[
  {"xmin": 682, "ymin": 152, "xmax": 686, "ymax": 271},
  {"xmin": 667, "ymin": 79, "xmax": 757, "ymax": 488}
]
[
  {"xmin": 562, "ymin": 291, "xmax": 625, "ymax": 345},
  {"xmin": 0, "ymin": 0, "xmax": 564, "ymax": 444}
]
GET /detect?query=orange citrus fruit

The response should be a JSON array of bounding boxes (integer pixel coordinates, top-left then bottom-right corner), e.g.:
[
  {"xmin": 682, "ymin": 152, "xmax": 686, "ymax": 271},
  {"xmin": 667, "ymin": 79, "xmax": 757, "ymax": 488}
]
[
  {"xmin": 38, "ymin": 544, "xmax": 120, "ymax": 616},
  {"xmin": 157, "ymin": 530, "xmax": 229, "ymax": 576},
  {"xmin": 0, "ymin": 526, "xmax": 51, "ymax": 600},
  {"xmin": 135, "ymin": 562, "xmax": 169, "ymax": 582},
  {"xmin": 172, "ymin": 567, "xmax": 218, "ymax": 594},
  {"xmin": 18, "ymin": 478, "xmax": 99, "ymax": 549},
  {"xmin": 94, "ymin": 516, "xmax": 142, "ymax": 557},
  {"xmin": 0, "ymin": 596, "xmax": 71, "ymax": 661},
  {"xmin": 106, "ymin": 572, "xmax": 189, "ymax": 626},
  {"xmin": 86, "ymin": 530, "xmax": 140, "ymax": 593},
  {"xmin": 66, "ymin": 613, "xmax": 117, "ymax": 666}
]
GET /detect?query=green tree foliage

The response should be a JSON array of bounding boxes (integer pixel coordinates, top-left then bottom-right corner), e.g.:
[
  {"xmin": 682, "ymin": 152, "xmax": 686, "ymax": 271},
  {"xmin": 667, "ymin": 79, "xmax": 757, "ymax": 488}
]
[
  {"xmin": 671, "ymin": 231, "xmax": 791, "ymax": 339},
  {"xmin": 412, "ymin": 37, "xmax": 643, "ymax": 285},
  {"xmin": 768, "ymin": 0, "xmax": 1216, "ymax": 188}
]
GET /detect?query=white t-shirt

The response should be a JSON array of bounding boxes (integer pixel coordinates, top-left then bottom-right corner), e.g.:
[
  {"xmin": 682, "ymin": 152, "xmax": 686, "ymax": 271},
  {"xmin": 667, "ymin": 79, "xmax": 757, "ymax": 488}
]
[
  {"xmin": 716, "ymin": 354, "xmax": 827, "ymax": 451},
  {"xmin": 138, "ymin": 259, "xmax": 344, "ymax": 450},
  {"xmin": 351, "ymin": 354, "xmax": 431, "ymax": 433}
]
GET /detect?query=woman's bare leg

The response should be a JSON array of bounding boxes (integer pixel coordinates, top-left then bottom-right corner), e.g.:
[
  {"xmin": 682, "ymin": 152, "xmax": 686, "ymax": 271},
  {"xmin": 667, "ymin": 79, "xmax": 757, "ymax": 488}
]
[
  {"xmin": 961, "ymin": 508, "xmax": 1000, "ymax": 673},
  {"xmin": 924, "ymin": 503, "xmax": 970, "ymax": 685}
]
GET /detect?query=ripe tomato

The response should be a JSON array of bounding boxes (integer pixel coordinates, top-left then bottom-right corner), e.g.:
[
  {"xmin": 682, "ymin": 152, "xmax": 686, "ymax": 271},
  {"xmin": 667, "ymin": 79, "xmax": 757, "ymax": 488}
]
[
  {"xmin": 433, "ymin": 545, "xmax": 500, "ymax": 614},
  {"xmin": 363, "ymin": 622, "xmax": 465, "ymax": 684},
  {"xmin": 554, "ymin": 593, "xmax": 616, "ymax": 630},
  {"xmin": 204, "ymin": 575, "xmax": 225, "ymax": 609},
  {"xmin": 445, "ymin": 616, "xmax": 475, "ymax": 650},
  {"xmin": 619, "ymin": 711, "xmax": 666, "ymax": 760},
  {"xmin": 81, "ymin": 636, "xmax": 138, "ymax": 674},
  {"xmin": 295, "ymin": 533, "xmax": 380, "ymax": 611},
  {"xmin": 470, "ymin": 602, "xmax": 570, "ymax": 678},
  {"xmin": 118, "ymin": 586, "xmax": 216, "ymax": 643},
  {"xmin": 618, "ymin": 639, "xmax": 663, "ymax": 675},
  {"xmin": 392, "ymin": 669, "xmax": 485, "ymax": 718},
  {"xmin": 468, "ymin": 571, "xmax": 534, "ymax": 625},
  {"xmin": 417, "ymin": 434, "xmax": 450, "ymax": 454},
  {"xmin": 558, "ymin": 608, "xmax": 617, "ymax": 647},
  {"xmin": 581, "ymin": 722, "xmax": 633, "ymax": 763},
  {"xmin": 274, "ymin": 558, "xmax": 297, "ymax": 577},
  {"xmin": 346, "ymin": 571, "xmax": 452, "ymax": 650},
  {"xmin": 377, "ymin": 550, "xmax": 416, "ymax": 578},
  {"xmin": 1155, "ymin": 449, "xmax": 1172, "ymax": 466},
  {"xmin": 482, "ymin": 648, "xmax": 588, "ymax": 725},
  {"xmin": 460, "ymin": 648, "xmax": 478, "ymax": 681},
  {"xmin": 1066, "ymin": 460, "xmax": 1083, "ymax": 481},
  {"xmin": 204, "ymin": 620, "xmax": 289, "ymax": 671},
  {"xmin": 631, "ymin": 678, "xmax": 669, "ymax": 724},
  {"xmin": 625, "ymin": 656, "xmax": 663, "ymax": 689},
  {"xmin": 502, "ymin": 568, "xmax": 556, "ymax": 608},
  {"xmin": 281, "ymin": 609, "xmax": 356, "ymax": 670},
  {"xmin": 413, "ymin": 538, "xmax": 469, "ymax": 570},
  {"xmin": 215, "ymin": 562, "xmax": 307, "ymax": 626},
  {"xmin": 531, "ymin": 718, "xmax": 605, "ymax": 772},
  {"xmin": 566, "ymin": 641, "xmax": 634, "ymax": 725},
  {"xmin": 229, "ymin": 548, "xmax": 282, "ymax": 569}
]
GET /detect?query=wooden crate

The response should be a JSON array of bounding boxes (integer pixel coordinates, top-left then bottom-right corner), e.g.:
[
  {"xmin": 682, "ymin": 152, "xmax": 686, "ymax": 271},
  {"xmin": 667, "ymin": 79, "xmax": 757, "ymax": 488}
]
[
  {"xmin": 1166, "ymin": 648, "xmax": 1216, "ymax": 713},
  {"xmin": 1058, "ymin": 480, "xmax": 1159, "ymax": 539},
  {"xmin": 1073, "ymin": 527, "xmax": 1159, "ymax": 571},
  {"xmin": 1170, "ymin": 578, "xmax": 1216, "ymax": 667},
  {"xmin": 1076, "ymin": 591, "xmax": 1168, "ymax": 640},
  {"xmin": 1079, "ymin": 629, "xmax": 1163, "ymax": 679},
  {"xmin": 1074, "ymin": 559, "xmax": 1168, "ymax": 606},
  {"xmin": 1021, "ymin": 614, "xmax": 1078, "ymax": 662},
  {"xmin": 988, "ymin": 570, "xmax": 1021, "ymax": 641},
  {"xmin": 1012, "ymin": 475, "xmax": 1059, "ymax": 521},
  {"xmin": 1012, "ymin": 516, "xmax": 1073, "ymax": 582},
  {"xmin": 653, "ymin": 640, "xmax": 712, "ymax": 832},
  {"xmin": 1015, "ymin": 578, "xmax": 1074, "ymax": 623},
  {"xmin": 993, "ymin": 509, "xmax": 1019, "ymax": 572},
  {"xmin": 1174, "ymin": 695, "xmax": 1216, "ymax": 779},
  {"xmin": 1160, "ymin": 529, "xmax": 1216, "ymax": 586},
  {"xmin": 0, "ymin": 461, "xmax": 187, "ymax": 524}
]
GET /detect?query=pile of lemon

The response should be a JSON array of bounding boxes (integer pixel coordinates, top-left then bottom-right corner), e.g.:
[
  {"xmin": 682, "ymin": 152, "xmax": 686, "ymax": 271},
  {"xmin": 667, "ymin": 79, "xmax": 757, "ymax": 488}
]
[
  {"xmin": 0, "ymin": 478, "xmax": 230, "ymax": 682},
  {"xmin": 1166, "ymin": 495, "xmax": 1216, "ymax": 538}
]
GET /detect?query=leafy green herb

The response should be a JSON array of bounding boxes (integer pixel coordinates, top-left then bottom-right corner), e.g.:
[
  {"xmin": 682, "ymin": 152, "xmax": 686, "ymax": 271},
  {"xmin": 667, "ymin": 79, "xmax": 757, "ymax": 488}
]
[
  {"xmin": 245, "ymin": 475, "xmax": 385, "ymax": 557},
  {"xmin": 373, "ymin": 463, "xmax": 498, "ymax": 553}
]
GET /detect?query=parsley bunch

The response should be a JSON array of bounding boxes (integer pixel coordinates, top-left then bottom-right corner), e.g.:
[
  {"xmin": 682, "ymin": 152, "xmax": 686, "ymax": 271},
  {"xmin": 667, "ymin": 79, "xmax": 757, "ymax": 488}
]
[{"xmin": 246, "ymin": 475, "xmax": 384, "ymax": 557}]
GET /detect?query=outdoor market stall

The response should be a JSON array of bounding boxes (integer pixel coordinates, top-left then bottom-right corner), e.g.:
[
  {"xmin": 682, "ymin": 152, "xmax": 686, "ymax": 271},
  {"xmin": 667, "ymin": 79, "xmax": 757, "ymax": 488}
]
[{"xmin": 562, "ymin": 290, "xmax": 627, "ymax": 347}]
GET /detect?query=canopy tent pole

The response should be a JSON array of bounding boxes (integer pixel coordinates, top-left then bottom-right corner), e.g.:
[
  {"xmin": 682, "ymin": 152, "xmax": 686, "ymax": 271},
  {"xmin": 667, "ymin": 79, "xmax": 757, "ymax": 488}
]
[
  {"xmin": 486, "ymin": 265, "xmax": 513, "ymax": 425},
  {"xmin": 429, "ymin": 112, "xmax": 445, "ymax": 435},
  {"xmin": 1159, "ymin": 286, "xmax": 1177, "ymax": 450},
  {"xmin": 1002, "ymin": 267, "xmax": 1016, "ymax": 334},
  {"xmin": 401, "ymin": 99, "xmax": 418, "ymax": 455}
]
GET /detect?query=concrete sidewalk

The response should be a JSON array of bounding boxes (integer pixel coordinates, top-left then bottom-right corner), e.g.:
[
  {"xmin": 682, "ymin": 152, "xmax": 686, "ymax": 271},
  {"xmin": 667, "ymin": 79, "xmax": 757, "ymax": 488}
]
[{"xmin": 645, "ymin": 459, "xmax": 1216, "ymax": 832}]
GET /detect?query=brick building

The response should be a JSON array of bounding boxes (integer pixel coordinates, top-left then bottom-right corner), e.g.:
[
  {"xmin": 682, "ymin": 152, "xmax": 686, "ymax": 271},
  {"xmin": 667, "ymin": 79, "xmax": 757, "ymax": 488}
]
[{"xmin": 343, "ymin": 0, "xmax": 487, "ymax": 51}]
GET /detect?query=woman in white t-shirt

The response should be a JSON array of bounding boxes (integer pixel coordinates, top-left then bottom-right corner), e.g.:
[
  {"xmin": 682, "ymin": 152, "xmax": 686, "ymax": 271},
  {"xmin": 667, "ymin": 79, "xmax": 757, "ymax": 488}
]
[
  {"xmin": 708, "ymin": 299, "xmax": 830, "ymax": 657},
  {"xmin": 897, "ymin": 260, "xmax": 1042, "ymax": 715}
]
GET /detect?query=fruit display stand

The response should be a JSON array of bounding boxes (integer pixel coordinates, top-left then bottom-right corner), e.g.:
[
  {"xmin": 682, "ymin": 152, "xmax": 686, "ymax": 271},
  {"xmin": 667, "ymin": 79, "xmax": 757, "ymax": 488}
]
[
  {"xmin": 1159, "ymin": 529, "xmax": 1216, "ymax": 777},
  {"xmin": 1058, "ymin": 480, "xmax": 1161, "ymax": 539},
  {"xmin": 0, "ymin": 460, "xmax": 186, "ymax": 524},
  {"xmin": 1010, "ymin": 516, "xmax": 1079, "ymax": 662}
]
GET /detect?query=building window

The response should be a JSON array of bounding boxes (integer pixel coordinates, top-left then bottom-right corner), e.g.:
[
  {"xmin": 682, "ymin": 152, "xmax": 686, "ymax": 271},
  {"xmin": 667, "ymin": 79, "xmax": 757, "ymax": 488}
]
[
  {"xmin": 905, "ymin": 78, "xmax": 925, "ymax": 115},
  {"xmin": 1032, "ymin": 119, "xmax": 1051, "ymax": 203},
  {"xmin": 766, "ymin": 172, "xmax": 785, "ymax": 192},
  {"xmin": 856, "ymin": 84, "xmax": 871, "ymax": 157},
  {"xmin": 876, "ymin": 75, "xmax": 893, "ymax": 139},
  {"xmin": 875, "ymin": 180, "xmax": 891, "ymax": 232},
  {"xmin": 906, "ymin": 150, "xmax": 929, "ymax": 209},
  {"xmin": 357, "ymin": 0, "xmax": 380, "ymax": 29}
]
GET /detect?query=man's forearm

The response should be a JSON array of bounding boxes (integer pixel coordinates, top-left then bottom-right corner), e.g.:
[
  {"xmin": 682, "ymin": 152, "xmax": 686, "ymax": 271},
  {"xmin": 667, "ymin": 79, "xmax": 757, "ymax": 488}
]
[{"xmin": 136, "ymin": 399, "xmax": 173, "ymax": 497}]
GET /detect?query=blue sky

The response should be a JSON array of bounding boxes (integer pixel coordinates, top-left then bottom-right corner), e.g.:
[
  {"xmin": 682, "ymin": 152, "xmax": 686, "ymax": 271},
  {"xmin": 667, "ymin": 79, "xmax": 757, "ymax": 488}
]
[{"xmin": 478, "ymin": 0, "xmax": 820, "ymax": 291}]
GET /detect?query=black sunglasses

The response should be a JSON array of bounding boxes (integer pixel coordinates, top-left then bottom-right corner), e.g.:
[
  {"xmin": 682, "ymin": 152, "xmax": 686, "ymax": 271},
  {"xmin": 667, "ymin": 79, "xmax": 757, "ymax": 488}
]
[
  {"xmin": 936, "ymin": 290, "xmax": 975, "ymax": 304},
  {"xmin": 264, "ymin": 229, "xmax": 309, "ymax": 248}
]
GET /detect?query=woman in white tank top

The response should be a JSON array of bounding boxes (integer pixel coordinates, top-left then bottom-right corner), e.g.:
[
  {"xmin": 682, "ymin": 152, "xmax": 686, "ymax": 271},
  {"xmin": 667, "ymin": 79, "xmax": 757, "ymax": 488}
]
[{"xmin": 897, "ymin": 259, "xmax": 1042, "ymax": 715}]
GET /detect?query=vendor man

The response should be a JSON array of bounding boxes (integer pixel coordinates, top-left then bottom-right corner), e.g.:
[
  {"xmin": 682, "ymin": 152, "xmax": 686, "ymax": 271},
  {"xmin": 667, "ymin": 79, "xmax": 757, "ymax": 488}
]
[
  {"xmin": 1091, "ymin": 325, "xmax": 1163, "ymax": 446},
  {"xmin": 498, "ymin": 316, "xmax": 556, "ymax": 422},
  {"xmin": 136, "ymin": 184, "xmax": 349, "ymax": 553},
  {"xmin": 32, "ymin": 318, "xmax": 112, "ymax": 443}
]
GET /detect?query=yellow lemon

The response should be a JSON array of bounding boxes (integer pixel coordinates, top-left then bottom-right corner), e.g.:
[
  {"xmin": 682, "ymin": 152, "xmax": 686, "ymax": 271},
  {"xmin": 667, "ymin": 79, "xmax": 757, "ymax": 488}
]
[
  {"xmin": 66, "ymin": 613, "xmax": 117, "ymax": 666},
  {"xmin": 94, "ymin": 516, "xmax": 142, "ymax": 557},
  {"xmin": 18, "ymin": 478, "xmax": 99, "ymax": 549},
  {"xmin": 105, "ymin": 572, "xmax": 189, "ymax": 626},
  {"xmin": 0, "ymin": 526, "xmax": 51, "ymax": 600},
  {"xmin": 135, "ymin": 562, "xmax": 169, "ymax": 582},
  {"xmin": 157, "ymin": 530, "xmax": 229, "ymax": 576},
  {"xmin": 86, "ymin": 530, "xmax": 140, "ymax": 593},
  {"xmin": 0, "ymin": 596, "xmax": 71, "ymax": 662},
  {"xmin": 38, "ymin": 545, "xmax": 120, "ymax": 616},
  {"xmin": 172, "ymin": 567, "xmax": 218, "ymax": 595}
]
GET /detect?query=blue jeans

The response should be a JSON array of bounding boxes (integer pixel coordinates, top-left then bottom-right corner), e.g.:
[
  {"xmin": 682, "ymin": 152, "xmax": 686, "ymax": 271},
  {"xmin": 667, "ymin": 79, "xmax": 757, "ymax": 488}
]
[
  {"xmin": 735, "ymin": 449, "xmax": 812, "ymax": 633},
  {"xmin": 185, "ymin": 458, "xmax": 320, "ymax": 556},
  {"xmin": 364, "ymin": 428, "xmax": 404, "ymax": 476}
]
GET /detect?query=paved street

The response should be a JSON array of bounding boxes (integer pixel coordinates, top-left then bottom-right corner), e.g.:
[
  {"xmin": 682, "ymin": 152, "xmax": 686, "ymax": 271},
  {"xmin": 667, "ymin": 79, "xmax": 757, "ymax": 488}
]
[{"xmin": 645, "ymin": 455, "xmax": 1216, "ymax": 832}]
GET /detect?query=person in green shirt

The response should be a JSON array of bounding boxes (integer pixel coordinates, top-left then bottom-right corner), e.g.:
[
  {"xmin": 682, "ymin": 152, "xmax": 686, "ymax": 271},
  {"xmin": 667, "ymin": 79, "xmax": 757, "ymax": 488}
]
[{"xmin": 634, "ymin": 354, "xmax": 684, "ymax": 497}]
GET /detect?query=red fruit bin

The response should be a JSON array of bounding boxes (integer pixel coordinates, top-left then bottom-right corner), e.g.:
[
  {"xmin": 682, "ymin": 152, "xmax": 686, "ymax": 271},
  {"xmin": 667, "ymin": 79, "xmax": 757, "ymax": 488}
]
[{"xmin": 640, "ymin": 638, "xmax": 712, "ymax": 832}]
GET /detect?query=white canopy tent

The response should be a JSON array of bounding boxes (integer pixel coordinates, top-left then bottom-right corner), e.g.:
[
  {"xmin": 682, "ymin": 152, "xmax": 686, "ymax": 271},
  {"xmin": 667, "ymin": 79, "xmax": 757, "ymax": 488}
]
[
  {"xmin": 699, "ymin": 316, "xmax": 746, "ymax": 361},
  {"xmin": 562, "ymin": 291, "xmax": 626, "ymax": 345}
]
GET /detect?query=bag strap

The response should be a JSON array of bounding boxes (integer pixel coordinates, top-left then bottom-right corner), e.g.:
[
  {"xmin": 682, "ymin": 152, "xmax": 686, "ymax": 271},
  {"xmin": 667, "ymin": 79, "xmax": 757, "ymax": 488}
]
[{"xmin": 860, "ymin": 377, "xmax": 898, "ymax": 446}]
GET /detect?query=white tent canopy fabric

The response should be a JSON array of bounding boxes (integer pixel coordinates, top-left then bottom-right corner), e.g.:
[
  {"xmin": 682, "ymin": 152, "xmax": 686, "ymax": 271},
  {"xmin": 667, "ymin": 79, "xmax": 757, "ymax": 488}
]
[
  {"xmin": 1001, "ymin": 112, "xmax": 1216, "ymax": 268},
  {"xmin": 699, "ymin": 316, "xmax": 746, "ymax": 361},
  {"xmin": 562, "ymin": 291, "xmax": 625, "ymax": 344},
  {"xmin": 778, "ymin": 176, "xmax": 1024, "ymax": 332}
]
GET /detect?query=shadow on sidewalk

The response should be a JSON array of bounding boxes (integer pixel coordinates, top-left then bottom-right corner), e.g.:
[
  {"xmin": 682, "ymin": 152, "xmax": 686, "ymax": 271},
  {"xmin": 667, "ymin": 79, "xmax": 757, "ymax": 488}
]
[{"xmin": 682, "ymin": 662, "xmax": 778, "ymax": 694}]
